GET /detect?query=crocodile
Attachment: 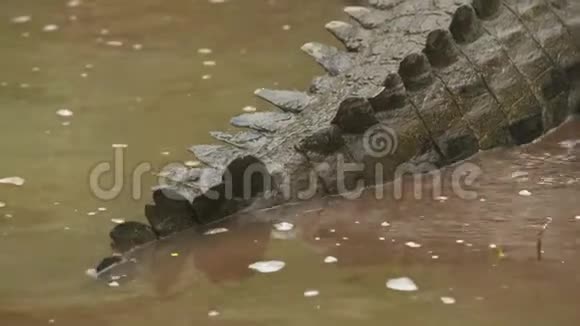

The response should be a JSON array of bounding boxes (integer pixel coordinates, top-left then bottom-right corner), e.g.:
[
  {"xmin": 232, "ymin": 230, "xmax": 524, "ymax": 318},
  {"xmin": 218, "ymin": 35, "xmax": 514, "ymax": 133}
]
[{"xmin": 97, "ymin": 0, "xmax": 580, "ymax": 272}]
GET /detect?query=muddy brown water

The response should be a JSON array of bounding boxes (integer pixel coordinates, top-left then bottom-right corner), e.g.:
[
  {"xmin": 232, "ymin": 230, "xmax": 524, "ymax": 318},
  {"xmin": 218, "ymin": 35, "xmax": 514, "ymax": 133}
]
[{"xmin": 1, "ymin": 0, "xmax": 580, "ymax": 325}]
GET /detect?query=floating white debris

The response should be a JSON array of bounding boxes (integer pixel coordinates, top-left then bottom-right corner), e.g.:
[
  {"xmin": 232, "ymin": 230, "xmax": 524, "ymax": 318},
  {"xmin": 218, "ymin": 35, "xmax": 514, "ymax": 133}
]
[
  {"xmin": 80, "ymin": 72, "xmax": 88, "ymax": 78},
  {"xmin": 110, "ymin": 275, "xmax": 122, "ymax": 281},
  {"xmin": 273, "ymin": 222, "xmax": 294, "ymax": 232},
  {"xmin": 202, "ymin": 74, "xmax": 212, "ymax": 80},
  {"xmin": 575, "ymin": 216, "xmax": 580, "ymax": 221},
  {"xmin": 335, "ymin": 243, "xmax": 341, "ymax": 247},
  {"xmin": 304, "ymin": 290, "xmax": 320, "ymax": 297},
  {"xmin": 112, "ymin": 144, "xmax": 128, "ymax": 148},
  {"xmin": 379, "ymin": 237, "xmax": 386, "ymax": 241},
  {"xmin": 329, "ymin": 229, "xmax": 336, "ymax": 233},
  {"xmin": 185, "ymin": 160, "xmax": 201, "ymax": 167},
  {"xmin": 171, "ymin": 252, "xmax": 179, "ymax": 257},
  {"xmin": 85, "ymin": 268, "xmax": 98, "ymax": 279},
  {"xmin": 242, "ymin": 105, "xmax": 257, "ymax": 112},
  {"xmin": 518, "ymin": 190, "xmax": 532, "ymax": 197},
  {"xmin": 108, "ymin": 281, "xmax": 120, "ymax": 287},
  {"xmin": 208, "ymin": 310, "xmax": 220, "ymax": 317},
  {"xmin": 0, "ymin": 176, "xmax": 25, "ymax": 186},
  {"xmin": 106, "ymin": 40, "xmax": 123, "ymax": 47},
  {"xmin": 67, "ymin": 0, "xmax": 82, "ymax": 8},
  {"xmin": 198, "ymin": 48, "xmax": 213, "ymax": 54},
  {"xmin": 97, "ymin": 207, "xmax": 107, "ymax": 212},
  {"xmin": 314, "ymin": 237, "xmax": 320, "ymax": 241},
  {"xmin": 324, "ymin": 256, "xmax": 338, "ymax": 264},
  {"xmin": 511, "ymin": 171, "xmax": 529, "ymax": 179},
  {"xmin": 559, "ymin": 140, "xmax": 580, "ymax": 149},
  {"xmin": 203, "ymin": 60, "xmax": 216, "ymax": 66},
  {"xmin": 436, "ymin": 196, "xmax": 448, "ymax": 202},
  {"xmin": 381, "ymin": 221, "xmax": 390, "ymax": 227},
  {"xmin": 456, "ymin": 239, "xmax": 465, "ymax": 244},
  {"xmin": 204, "ymin": 227, "xmax": 229, "ymax": 235},
  {"xmin": 489, "ymin": 244, "xmax": 497, "ymax": 249},
  {"xmin": 43, "ymin": 24, "xmax": 59, "ymax": 32},
  {"xmin": 405, "ymin": 241, "xmax": 422, "ymax": 248},
  {"xmin": 132, "ymin": 44, "xmax": 143, "ymax": 50},
  {"xmin": 111, "ymin": 218, "xmax": 125, "ymax": 224},
  {"xmin": 56, "ymin": 109, "xmax": 73, "ymax": 117},
  {"xmin": 161, "ymin": 151, "xmax": 170, "ymax": 156},
  {"xmin": 248, "ymin": 260, "xmax": 285, "ymax": 273},
  {"xmin": 0, "ymin": 202, "xmax": 5, "ymax": 208},
  {"xmin": 11, "ymin": 16, "xmax": 31, "ymax": 24},
  {"xmin": 440, "ymin": 296, "xmax": 456, "ymax": 304},
  {"xmin": 282, "ymin": 24, "xmax": 291, "ymax": 31},
  {"xmin": 431, "ymin": 255, "xmax": 439, "ymax": 260},
  {"xmin": 87, "ymin": 212, "xmax": 97, "ymax": 216},
  {"xmin": 386, "ymin": 277, "xmax": 418, "ymax": 292},
  {"xmin": 479, "ymin": 198, "xmax": 487, "ymax": 202}
]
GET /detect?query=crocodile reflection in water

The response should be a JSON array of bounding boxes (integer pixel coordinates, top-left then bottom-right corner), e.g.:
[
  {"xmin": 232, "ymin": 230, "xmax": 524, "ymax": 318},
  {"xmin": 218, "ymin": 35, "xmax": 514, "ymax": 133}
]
[{"xmin": 100, "ymin": 119, "xmax": 580, "ymax": 297}]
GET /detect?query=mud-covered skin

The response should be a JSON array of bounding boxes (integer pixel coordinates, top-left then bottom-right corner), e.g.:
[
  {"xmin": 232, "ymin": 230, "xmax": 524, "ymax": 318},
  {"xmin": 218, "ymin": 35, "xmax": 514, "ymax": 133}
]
[{"xmin": 97, "ymin": 0, "xmax": 580, "ymax": 269}]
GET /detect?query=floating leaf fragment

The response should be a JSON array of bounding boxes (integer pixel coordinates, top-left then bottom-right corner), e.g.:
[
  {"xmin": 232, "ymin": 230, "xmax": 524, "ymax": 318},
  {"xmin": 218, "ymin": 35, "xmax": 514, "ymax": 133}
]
[
  {"xmin": 185, "ymin": 160, "xmax": 201, "ymax": 167},
  {"xmin": 248, "ymin": 260, "xmax": 285, "ymax": 273},
  {"xmin": 405, "ymin": 241, "xmax": 422, "ymax": 248},
  {"xmin": 43, "ymin": 24, "xmax": 59, "ymax": 32},
  {"xmin": 273, "ymin": 222, "xmax": 294, "ymax": 232},
  {"xmin": 197, "ymin": 48, "xmax": 213, "ymax": 54},
  {"xmin": 386, "ymin": 277, "xmax": 418, "ymax": 292},
  {"xmin": 85, "ymin": 268, "xmax": 98, "ymax": 279},
  {"xmin": 304, "ymin": 290, "xmax": 320, "ymax": 297},
  {"xmin": 440, "ymin": 296, "xmax": 456, "ymax": 304},
  {"xmin": 518, "ymin": 190, "xmax": 532, "ymax": 197},
  {"xmin": 11, "ymin": 16, "xmax": 31, "ymax": 24},
  {"xmin": 56, "ymin": 109, "xmax": 73, "ymax": 117},
  {"xmin": 324, "ymin": 256, "xmax": 338, "ymax": 264},
  {"xmin": 204, "ymin": 227, "xmax": 229, "ymax": 235},
  {"xmin": 208, "ymin": 310, "xmax": 220, "ymax": 317},
  {"xmin": 0, "ymin": 177, "xmax": 25, "ymax": 186}
]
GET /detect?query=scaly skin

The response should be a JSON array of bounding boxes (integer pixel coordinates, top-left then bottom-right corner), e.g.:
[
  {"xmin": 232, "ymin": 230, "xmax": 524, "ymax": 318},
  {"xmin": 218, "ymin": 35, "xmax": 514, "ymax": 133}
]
[{"xmin": 100, "ymin": 0, "xmax": 580, "ymax": 271}]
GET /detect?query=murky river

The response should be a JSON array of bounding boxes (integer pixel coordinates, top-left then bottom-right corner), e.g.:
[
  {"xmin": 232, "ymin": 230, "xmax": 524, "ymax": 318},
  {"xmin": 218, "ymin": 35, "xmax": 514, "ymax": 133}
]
[{"xmin": 1, "ymin": 0, "xmax": 580, "ymax": 325}]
